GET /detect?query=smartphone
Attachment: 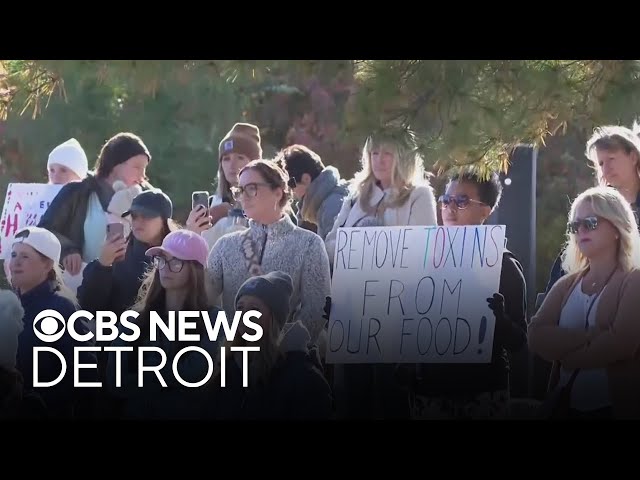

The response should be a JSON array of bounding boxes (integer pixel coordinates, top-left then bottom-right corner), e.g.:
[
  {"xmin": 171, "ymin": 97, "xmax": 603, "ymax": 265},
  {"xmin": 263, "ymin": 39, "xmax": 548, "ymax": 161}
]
[
  {"xmin": 107, "ymin": 223, "xmax": 124, "ymax": 240},
  {"xmin": 192, "ymin": 191, "xmax": 210, "ymax": 211}
]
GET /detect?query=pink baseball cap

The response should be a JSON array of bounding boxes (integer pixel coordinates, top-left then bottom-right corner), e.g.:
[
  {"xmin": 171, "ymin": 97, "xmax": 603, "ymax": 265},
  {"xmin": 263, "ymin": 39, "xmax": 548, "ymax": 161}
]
[{"xmin": 145, "ymin": 230, "xmax": 209, "ymax": 267}]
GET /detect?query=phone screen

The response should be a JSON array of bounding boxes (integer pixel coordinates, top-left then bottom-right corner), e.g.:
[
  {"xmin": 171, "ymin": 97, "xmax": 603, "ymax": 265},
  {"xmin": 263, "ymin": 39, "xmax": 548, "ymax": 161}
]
[
  {"xmin": 192, "ymin": 191, "xmax": 210, "ymax": 211},
  {"xmin": 107, "ymin": 223, "xmax": 124, "ymax": 240}
]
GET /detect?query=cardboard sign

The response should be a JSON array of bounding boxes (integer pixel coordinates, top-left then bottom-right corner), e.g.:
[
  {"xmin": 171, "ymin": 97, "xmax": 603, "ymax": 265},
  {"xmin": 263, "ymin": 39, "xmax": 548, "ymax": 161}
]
[
  {"xmin": 326, "ymin": 225, "xmax": 506, "ymax": 364},
  {"xmin": 0, "ymin": 183, "xmax": 63, "ymax": 255}
]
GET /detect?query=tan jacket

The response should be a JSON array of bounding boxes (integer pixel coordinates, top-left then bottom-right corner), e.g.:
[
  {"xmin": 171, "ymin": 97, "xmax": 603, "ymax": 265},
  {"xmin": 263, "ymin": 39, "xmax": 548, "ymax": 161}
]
[{"xmin": 528, "ymin": 267, "xmax": 640, "ymax": 418}]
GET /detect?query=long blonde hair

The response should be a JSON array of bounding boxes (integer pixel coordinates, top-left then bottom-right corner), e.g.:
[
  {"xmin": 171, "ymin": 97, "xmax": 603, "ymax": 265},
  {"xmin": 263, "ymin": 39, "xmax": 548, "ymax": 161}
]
[
  {"xmin": 561, "ymin": 186, "xmax": 640, "ymax": 275},
  {"xmin": 351, "ymin": 132, "xmax": 431, "ymax": 214},
  {"xmin": 585, "ymin": 125, "xmax": 640, "ymax": 187}
]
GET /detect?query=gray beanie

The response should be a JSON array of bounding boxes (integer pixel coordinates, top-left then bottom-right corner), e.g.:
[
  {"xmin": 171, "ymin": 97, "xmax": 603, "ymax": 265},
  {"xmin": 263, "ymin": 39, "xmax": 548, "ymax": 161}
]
[{"xmin": 235, "ymin": 271, "xmax": 293, "ymax": 328}]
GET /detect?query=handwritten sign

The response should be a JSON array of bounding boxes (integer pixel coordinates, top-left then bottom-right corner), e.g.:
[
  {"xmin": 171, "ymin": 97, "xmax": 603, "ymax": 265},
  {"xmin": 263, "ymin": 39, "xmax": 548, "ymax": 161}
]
[
  {"xmin": 326, "ymin": 225, "xmax": 506, "ymax": 364},
  {"xmin": 0, "ymin": 183, "xmax": 63, "ymax": 255}
]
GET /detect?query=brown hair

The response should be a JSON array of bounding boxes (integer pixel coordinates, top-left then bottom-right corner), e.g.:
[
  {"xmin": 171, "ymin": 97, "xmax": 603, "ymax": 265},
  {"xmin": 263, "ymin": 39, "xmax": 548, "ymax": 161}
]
[
  {"xmin": 94, "ymin": 132, "xmax": 151, "ymax": 179},
  {"xmin": 130, "ymin": 261, "xmax": 209, "ymax": 344},
  {"xmin": 274, "ymin": 144, "xmax": 324, "ymax": 182},
  {"xmin": 238, "ymin": 160, "xmax": 292, "ymax": 210}
]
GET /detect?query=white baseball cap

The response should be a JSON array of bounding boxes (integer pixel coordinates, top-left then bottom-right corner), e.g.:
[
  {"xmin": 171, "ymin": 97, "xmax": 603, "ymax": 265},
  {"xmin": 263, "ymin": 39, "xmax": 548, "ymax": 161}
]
[
  {"xmin": 48, "ymin": 138, "xmax": 88, "ymax": 179},
  {"xmin": 12, "ymin": 226, "xmax": 61, "ymax": 264}
]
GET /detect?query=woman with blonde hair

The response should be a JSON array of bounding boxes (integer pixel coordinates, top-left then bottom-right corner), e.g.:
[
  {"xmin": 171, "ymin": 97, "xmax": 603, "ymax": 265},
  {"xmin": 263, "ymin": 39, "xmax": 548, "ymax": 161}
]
[
  {"xmin": 545, "ymin": 124, "xmax": 640, "ymax": 293},
  {"xmin": 325, "ymin": 132, "xmax": 437, "ymax": 267},
  {"xmin": 9, "ymin": 226, "xmax": 96, "ymax": 418},
  {"xmin": 529, "ymin": 186, "xmax": 640, "ymax": 419},
  {"xmin": 324, "ymin": 132, "xmax": 437, "ymax": 419}
]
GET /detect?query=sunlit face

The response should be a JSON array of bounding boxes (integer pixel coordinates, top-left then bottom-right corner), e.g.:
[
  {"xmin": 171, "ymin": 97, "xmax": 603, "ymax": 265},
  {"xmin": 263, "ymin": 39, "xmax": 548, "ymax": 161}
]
[
  {"xmin": 570, "ymin": 201, "xmax": 619, "ymax": 260},
  {"xmin": 112, "ymin": 154, "xmax": 148, "ymax": 187},
  {"xmin": 236, "ymin": 294, "xmax": 273, "ymax": 339},
  {"xmin": 131, "ymin": 213, "xmax": 164, "ymax": 245},
  {"xmin": 9, "ymin": 243, "xmax": 52, "ymax": 292},
  {"xmin": 236, "ymin": 169, "xmax": 283, "ymax": 222},
  {"xmin": 155, "ymin": 254, "xmax": 190, "ymax": 290},
  {"xmin": 370, "ymin": 143, "xmax": 396, "ymax": 187},
  {"xmin": 48, "ymin": 163, "xmax": 82, "ymax": 185},
  {"xmin": 597, "ymin": 147, "xmax": 638, "ymax": 189},
  {"xmin": 221, "ymin": 153, "xmax": 251, "ymax": 187},
  {"xmin": 441, "ymin": 181, "xmax": 490, "ymax": 226}
]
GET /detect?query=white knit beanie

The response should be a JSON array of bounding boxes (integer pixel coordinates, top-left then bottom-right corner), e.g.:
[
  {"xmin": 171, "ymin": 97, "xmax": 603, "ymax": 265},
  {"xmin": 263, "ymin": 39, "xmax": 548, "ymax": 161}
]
[
  {"xmin": 0, "ymin": 289, "xmax": 25, "ymax": 371},
  {"xmin": 47, "ymin": 138, "xmax": 89, "ymax": 179}
]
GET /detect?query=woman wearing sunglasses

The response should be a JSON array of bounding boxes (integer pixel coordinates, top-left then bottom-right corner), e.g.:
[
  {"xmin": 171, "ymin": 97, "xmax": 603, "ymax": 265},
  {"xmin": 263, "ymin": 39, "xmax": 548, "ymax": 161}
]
[
  {"xmin": 405, "ymin": 171, "xmax": 527, "ymax": 419},
  {"xmin": 207, "ymin": 160, "xmax": 331, "ymax": 347},
  {"xmin": 529, "ymin": 186, "xmax": 640, "ymax": 419},
  {"xmin": 105, "ymin": 230, "xmax": 221, "ymax": 419},
  {"xmin": 545, "ymin": 125, "xmax": 640, "ymax": 295}
]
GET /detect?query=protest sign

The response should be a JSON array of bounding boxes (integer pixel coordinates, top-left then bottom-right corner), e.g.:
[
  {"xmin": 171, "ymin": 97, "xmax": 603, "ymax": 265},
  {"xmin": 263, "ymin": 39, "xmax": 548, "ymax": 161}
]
[
  {"xmin": 0, "ymin": 183, "xmax": 63, "ymax": 255},
  {"xmin": 326, "ymin": 225, "xmax": 506, "ymax": 364}
]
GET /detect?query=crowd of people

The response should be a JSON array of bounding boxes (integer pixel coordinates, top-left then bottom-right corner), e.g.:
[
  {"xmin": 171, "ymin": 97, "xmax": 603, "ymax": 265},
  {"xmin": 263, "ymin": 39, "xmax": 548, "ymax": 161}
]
[{"xmin": 1, "ymin": 120, "xmax": 640, "ymax": 420}]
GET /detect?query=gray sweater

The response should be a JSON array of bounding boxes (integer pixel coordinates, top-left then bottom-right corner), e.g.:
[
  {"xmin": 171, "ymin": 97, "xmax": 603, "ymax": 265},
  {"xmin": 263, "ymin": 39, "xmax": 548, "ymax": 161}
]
[{"xmin": 206, "ymin": 215, "xmax": 331, "ymax": 342}]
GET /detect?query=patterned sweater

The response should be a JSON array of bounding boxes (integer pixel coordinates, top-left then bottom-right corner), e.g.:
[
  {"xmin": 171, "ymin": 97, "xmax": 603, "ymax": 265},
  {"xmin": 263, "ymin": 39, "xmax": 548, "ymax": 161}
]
[{"xmin": 206, "ymin": 215, "xmax": 331, "ymax": 342}]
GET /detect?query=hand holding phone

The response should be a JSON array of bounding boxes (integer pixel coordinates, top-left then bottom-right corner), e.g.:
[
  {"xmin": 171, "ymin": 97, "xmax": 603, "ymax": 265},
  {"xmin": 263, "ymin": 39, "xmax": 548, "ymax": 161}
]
[
  {"xmin": 187, "ymin": 191, "xmax": 212, "ymax": 234},
  {"xmin": 100, "ymin": 230, "xmax": 127, "ymax": 266},
  {"xmin": 192, "ymin": 191, "xmax": 210, "ymax": 211},
  {"xmin": 107, "ymin": 223, "xmax": 125, "ymax": 241}
]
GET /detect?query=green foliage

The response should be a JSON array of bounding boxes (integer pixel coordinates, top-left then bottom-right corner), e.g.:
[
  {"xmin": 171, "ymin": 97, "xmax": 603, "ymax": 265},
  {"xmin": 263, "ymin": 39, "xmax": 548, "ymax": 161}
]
[{"xmin": 4, "ymin": 59, "xmax": 640, "ymax": 294}]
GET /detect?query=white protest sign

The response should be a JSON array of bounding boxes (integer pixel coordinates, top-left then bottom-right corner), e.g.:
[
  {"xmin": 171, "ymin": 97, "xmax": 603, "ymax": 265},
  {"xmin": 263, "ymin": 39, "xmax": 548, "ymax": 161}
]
[
  {"xmin": 326, "ymin": 225, "xmax": 506, "ymax": 364},
  {"xmin": 0, "ymin": 183, "xmax": 63, "ymax": 256}
]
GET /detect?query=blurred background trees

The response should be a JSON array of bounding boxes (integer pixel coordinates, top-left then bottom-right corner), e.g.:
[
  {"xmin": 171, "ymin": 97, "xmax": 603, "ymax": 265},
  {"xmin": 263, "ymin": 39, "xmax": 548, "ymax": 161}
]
[{"xmin": 2, "ymin": 59, "xmax": 640, "ymax": 292}]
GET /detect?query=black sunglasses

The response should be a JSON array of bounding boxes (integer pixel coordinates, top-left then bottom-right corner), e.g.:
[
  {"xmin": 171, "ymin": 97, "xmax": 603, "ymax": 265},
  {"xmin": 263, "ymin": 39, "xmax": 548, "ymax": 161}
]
[
  {"xmin": 567, "ymin": 216, "xmax": 599, "ymax": 234},
  {"xmin": 438, "ymin": 194, "xmax": 485, "ymax": 210}
]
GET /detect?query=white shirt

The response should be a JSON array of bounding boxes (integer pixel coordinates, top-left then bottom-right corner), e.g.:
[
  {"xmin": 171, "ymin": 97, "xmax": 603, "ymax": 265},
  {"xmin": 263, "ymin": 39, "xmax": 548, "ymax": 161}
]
[{"xmin": 557, "ymin": 279, "xmax": 610, "ymax": 411}]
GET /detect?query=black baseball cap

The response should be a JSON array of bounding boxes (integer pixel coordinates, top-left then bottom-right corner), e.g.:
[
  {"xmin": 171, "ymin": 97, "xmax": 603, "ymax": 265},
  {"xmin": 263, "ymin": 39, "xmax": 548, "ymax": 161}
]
[{"xmin": 122, "ymin": 189, "xmax": 173, "ymax": 219}]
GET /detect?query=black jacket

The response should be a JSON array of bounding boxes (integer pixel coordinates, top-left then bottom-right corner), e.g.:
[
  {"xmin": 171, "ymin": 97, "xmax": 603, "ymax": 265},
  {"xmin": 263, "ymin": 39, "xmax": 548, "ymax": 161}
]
[
  {"xmin": 208, "ymin": 349, "xmax": 333, "ymax": 420},
  {"xmin": 77, "ymin": 237, "xmax": 152, "ymax": 315},
  {"xmin": 38, "ymin": 174, "xmax": 115, "ymax": 259},
  {"xmin": 410, "ymin": 250, "xmax": 528, "ymax": 396},
  {"xmin": 15, "ymin": 280, "xmax": 96, "ymax": 417}
]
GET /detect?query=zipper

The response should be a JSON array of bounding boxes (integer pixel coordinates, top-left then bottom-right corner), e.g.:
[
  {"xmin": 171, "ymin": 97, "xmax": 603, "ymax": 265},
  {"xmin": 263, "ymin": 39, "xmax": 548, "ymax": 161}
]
[{"xmin": 258, "ymin": 225, "xmax": 268, "ymax": 265}]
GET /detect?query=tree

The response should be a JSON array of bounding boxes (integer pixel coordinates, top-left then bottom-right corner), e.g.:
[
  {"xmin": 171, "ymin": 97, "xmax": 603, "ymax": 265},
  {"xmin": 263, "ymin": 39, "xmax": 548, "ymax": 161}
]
[{"xmin": 4, "ymin": 60, "xmax": 640, "ymax": 177}]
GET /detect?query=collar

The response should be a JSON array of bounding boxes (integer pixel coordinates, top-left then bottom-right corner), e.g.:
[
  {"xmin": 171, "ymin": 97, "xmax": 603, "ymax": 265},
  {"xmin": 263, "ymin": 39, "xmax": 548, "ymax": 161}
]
[
  {"xmin": 248, "ymin": 214, "xmax": 296, "ymax": 238},
  {"xmin": 18, "ymin": 280, "xmax": 55, "ymax": 304}
]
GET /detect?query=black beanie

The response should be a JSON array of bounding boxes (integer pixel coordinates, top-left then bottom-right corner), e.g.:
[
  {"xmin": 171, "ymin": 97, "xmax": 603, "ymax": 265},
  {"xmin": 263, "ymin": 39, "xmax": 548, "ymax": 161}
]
[
  {"xmin": 235, "ymin": 271, "xmax": 293, "ymax": 328},
  {"xmin": 97, "ymin": 132, "xmax": 151, "ymax": 177}
]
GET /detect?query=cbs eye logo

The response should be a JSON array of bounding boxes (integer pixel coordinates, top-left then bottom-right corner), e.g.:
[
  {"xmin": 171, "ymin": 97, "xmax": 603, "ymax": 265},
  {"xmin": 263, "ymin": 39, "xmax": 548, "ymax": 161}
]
[{"xmin": 33, "ymin": 310, "xmax": 67, "ymax": 343}]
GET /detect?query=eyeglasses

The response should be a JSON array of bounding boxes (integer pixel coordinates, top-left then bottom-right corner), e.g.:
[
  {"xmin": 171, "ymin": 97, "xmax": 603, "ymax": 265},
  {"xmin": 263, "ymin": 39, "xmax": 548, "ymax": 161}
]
[
  {"xmin": 231, "ymin": 182, "xmax": 271, "ymax": 200},
  {"xmin": 567, "ymin": 216, "xmax": 599, "ymax": 234},
  {"xmin": 438, "ymin": 194, "xmax": 486, "ymax": 210},
  {"xmin": 152, "ymin": 255, "xmax": 185, "ymax": 273}
]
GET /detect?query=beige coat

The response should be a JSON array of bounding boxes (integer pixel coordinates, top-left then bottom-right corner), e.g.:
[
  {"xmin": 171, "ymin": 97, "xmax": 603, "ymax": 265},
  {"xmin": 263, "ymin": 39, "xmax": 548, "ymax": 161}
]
[{"xmin": 528, "ymin": 268, "xmax": 640, "ymax": 419}]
